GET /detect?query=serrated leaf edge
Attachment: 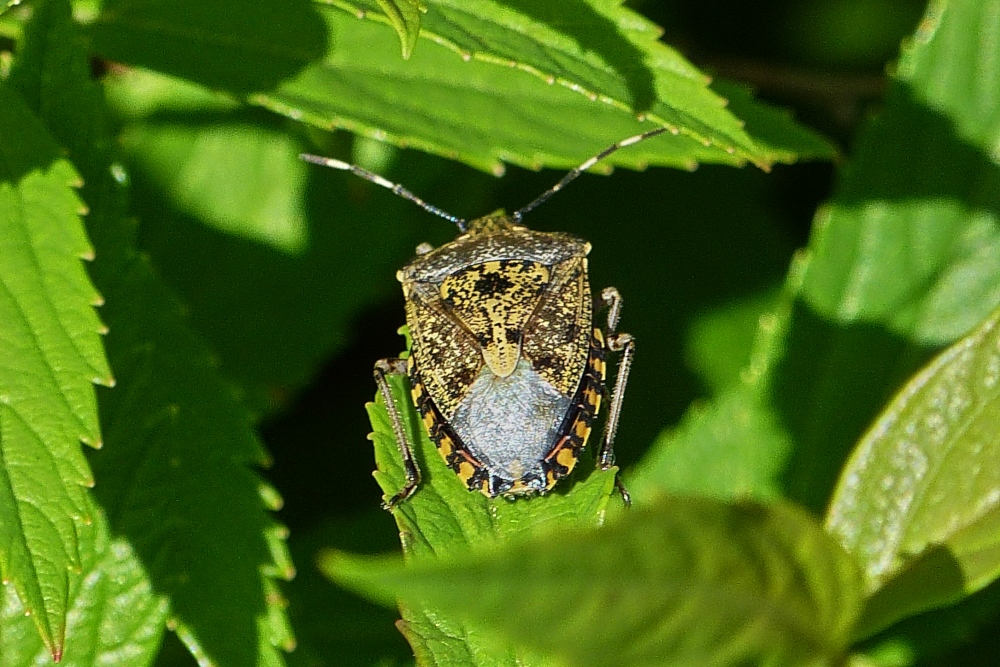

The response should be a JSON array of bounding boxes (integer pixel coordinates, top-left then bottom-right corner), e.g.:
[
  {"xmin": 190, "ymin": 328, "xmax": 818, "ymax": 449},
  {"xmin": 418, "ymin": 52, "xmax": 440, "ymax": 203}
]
[{"xmin": 307, "ymin": 0, "xmax": 771, "ymax": 170}]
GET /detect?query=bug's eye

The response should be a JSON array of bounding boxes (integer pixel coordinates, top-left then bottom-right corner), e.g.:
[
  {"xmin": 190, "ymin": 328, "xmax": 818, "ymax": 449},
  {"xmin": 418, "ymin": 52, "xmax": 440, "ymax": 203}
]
[{"xmin": 415, "ymin": 242, "xmax": 434, "ymax": 255}]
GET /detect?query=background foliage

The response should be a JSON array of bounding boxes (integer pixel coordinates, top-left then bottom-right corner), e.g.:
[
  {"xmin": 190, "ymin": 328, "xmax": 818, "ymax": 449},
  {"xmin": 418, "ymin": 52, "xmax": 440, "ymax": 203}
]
[{"xmin": 1, "ymin": 0, "xmax": 1000, "ymax": 665}]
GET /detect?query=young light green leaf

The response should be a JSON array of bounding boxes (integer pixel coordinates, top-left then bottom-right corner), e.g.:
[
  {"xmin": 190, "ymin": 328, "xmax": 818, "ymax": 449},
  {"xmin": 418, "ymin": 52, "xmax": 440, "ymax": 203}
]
[
  {"xmin": 257, "ymin": 0, "xmax": 831, "ymax": 174},
  {"xmin": 375, "ymin": 0, "xmax": 423, "ymax": 58},
  {"xmin": 897, "ymin": 0, "xmax": 1000, "ymax": 152},
  {"xmin": 799, "ymin": 103, "xmax": 1000, "ymax": 346},
  {"xmin": 364, "ymin": 369, "xmax": 618, "ymax": 664},
  {"xmin": 0, "ymin": 82, "xmax": 112, "ymax": 659},
  {"xmin": 0, "ymin": 497, "xmax": 169, "ymax": 667},
  {"xmin": 626, "ymin": 385, "xmax": 794, "ymax": 503},
  {"xmin": 826, "ymin": 305, "xmax": 1000, "ymax": 632},
  {"xmin": 325, "ymin": 496, "xmax": 864, "ymax": 667},
  {"xmin": 9, "ymin": 1, "xmax": 296, "ymax": 664},
  {"xmin": 684, "ymin": 288, "xmax": 780, "ymax": 395}
]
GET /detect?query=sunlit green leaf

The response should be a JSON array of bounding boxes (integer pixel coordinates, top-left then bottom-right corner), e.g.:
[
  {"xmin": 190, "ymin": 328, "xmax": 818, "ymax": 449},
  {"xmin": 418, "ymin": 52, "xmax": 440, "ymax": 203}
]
[
  {"xmin": 0, "ymin": 498, "xmax": 169, "ymax": 667},
  {"xmin": 0, "ymin": 82, "xmax": 111, "ymax": 659},
  {"xmin": 8, "ymin": 1, "xmax": 296, "ymax": 664},
  {"xmin": 257, "ymin": 0, "xmax": 832, "ymax": 174},
  {"xmin": 827, "ymin": 305, "xmax": 1000, "ymax": 635}
]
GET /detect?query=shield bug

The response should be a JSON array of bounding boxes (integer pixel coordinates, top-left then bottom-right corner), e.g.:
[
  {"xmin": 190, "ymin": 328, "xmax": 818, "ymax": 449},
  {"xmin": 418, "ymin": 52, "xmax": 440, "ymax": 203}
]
[{"xmin": 303, "ymin": 127, "xmax": 667, "ymax": 509}]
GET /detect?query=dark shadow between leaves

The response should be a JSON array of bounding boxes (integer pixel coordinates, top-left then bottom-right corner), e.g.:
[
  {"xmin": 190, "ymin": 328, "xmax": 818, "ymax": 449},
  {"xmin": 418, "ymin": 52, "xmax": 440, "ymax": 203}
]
[
  {"xmin": 771, "ymin": 299, "xmax": 938, "ymax": 514},
  {"xmin": 493, "ymin": 0, "xmax": 657, "ymax": 113},
  {"xmin": 88, "ymin": 0, "xmax": 329, "ymax": 95}
]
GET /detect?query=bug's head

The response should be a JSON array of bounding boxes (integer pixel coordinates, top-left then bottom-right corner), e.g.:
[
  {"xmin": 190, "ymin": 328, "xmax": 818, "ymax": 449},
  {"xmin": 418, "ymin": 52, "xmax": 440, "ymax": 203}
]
[{"xmin": 463, "ymin": 211, "xmax": 523, "ymax": 236}]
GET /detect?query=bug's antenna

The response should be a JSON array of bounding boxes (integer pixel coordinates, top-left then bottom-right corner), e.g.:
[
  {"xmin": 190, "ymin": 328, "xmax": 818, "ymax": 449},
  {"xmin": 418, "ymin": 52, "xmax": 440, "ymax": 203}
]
[
  {"xmin": 300, "ymin": 153, "xmax": 468, "ymax": 232},
  {"xmin": 512, "ymin": 127, "xmax": 669, "ymax": 223}
]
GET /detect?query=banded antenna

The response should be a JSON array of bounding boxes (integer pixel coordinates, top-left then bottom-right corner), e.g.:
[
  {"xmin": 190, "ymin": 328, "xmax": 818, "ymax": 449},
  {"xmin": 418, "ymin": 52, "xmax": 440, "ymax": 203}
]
[
  {"xmin": 299, "ymin": 153, "xmax": 469, "ymax": 232},
  {"xmin": 300, "ymin": 125, "xmax": 669, "ymax": 230},
  {"xmin": 512, "ymin": 126, "xmax": 668, "ymax": 222}
]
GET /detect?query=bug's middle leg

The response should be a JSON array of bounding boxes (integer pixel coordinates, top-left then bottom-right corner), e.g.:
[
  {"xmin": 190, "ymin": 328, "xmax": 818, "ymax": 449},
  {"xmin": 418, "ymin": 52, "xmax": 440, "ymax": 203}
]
[
  {"xmin": 373, "ymin": 357, "xmax": 422, "ymax": 509},
  {"xmin": 597, "ymin": 286, "xmax": 634, "ymax": 506}
]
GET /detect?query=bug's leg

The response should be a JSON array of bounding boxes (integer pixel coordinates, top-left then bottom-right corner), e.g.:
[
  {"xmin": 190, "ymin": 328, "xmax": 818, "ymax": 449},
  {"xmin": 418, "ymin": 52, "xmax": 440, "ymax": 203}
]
[
  {"xmin": 374, "ymin": 358, "xmax": 422, "ymax": 510},
  {"xmin": 598, "ymin": 287, "xmax": 634, "ymax": 506}
]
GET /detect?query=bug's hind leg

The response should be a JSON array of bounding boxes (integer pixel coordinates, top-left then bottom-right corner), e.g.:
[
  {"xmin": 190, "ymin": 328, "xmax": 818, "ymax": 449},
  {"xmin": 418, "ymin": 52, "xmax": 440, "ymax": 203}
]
[
  {"xmin": 374, "ymin": 358, "xmax": 422, "ymax": 509},
  {"xmin": 597, "ymin": 287, "xmax": 634, "ymax": 506}
]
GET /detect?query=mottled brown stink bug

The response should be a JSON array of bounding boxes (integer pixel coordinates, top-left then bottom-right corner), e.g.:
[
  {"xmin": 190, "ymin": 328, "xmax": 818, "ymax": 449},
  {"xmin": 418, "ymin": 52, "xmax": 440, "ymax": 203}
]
[{"xmin": 303, "ymin": 127, "xmax": 668, "ymax": 509}]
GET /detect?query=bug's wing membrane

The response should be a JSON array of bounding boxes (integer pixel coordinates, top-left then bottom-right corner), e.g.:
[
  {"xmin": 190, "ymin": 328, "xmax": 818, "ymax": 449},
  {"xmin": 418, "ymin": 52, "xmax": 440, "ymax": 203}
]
[
  {"xmin": 521, "ymin": 256, "xmax": 593, "ymax": 398},
  {"xmin": 405, "ymin": 281, "xmax": 484, "ymax": 420}
]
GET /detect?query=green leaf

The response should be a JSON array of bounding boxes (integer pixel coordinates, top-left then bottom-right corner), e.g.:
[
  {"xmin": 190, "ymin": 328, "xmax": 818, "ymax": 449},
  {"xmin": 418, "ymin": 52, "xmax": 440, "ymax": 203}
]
[
  {"xmin": 8, "ymin": 1, "xmax": 296, "ymax": 664},
  {"xmin": 630, "ymin": 0, "xmax": 1000, "ymax": 515},
  {"xmin": 0, "ymin": 498, "xmax": 169, "ymax": 667},
  {"xmin": 826, "ymin": 305, "xmax": 1000, "ymax": 635},
  {"xmin": 86, "ymin": 0, "xmax": 328, "ymax": 94},
  {"xmin": 255, "ymin": 0, "xmax": 832, "ymax": 174},
  {"xmin": 110, "ymin": 87, "xmax": 310, "ymax": 255},
  {"xmin": 626, "ymin": 385, "xmax": 794, "ymax": 503},
  {"xmin": 0, "ymin": 82, "xmax": 112, "ymax": 658},
  {"xmin": 898, "ymin": 0, "xmax": 1000, "ymax": 151},
  {"xmin": 325, "ymin": 496, "xmax": 864, "ymax": 667},
  {"xmin": 782, "ymin": 0, "xmax": 1000, "ymax": 511},
  {"xmin": 800, "ymin": 108, "xmax": 1000, "ymax": 346},
  {"xmin": 91, "ymin": 79, "xmax": 297, "ymax": 667},
  {"xmin": 94, "ymin": 90, "xmax": 297, "ymax": 667},
  {"xmin": 375, "ymin": 0, "xmax": 423, "ymax": 58},
  {"xmin": 364, "ymin": 369, "xmax": 617, "ymax": 663},
  {"xmin": 799, "ymin": 0, "xmax": 1000, "ymax": 346}
]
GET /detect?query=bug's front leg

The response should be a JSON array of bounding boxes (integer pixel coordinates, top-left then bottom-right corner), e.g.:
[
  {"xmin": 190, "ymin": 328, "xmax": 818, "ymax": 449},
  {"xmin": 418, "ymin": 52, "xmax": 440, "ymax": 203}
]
[
  {"xmin": 373, "ymin": 358, "xmax": 422, "ymax": 509},
  {"xmin": 598, "ymin": 286, "xmax": 634, "ymax": 506}
]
